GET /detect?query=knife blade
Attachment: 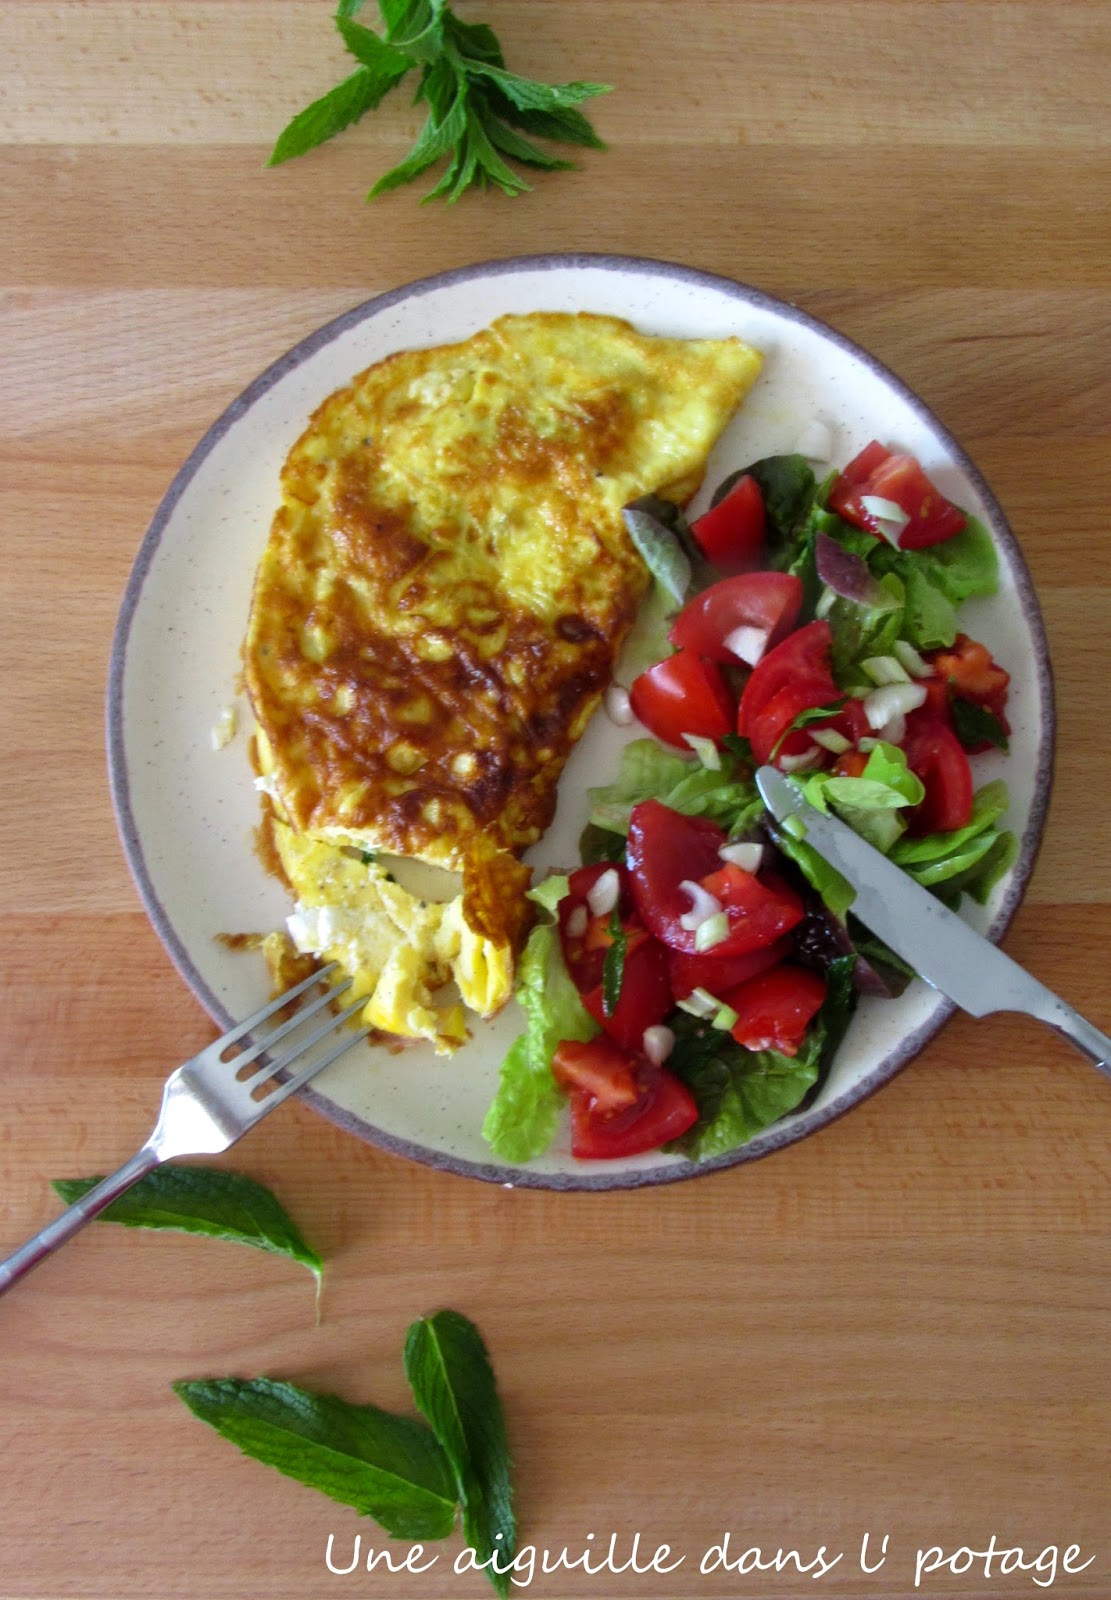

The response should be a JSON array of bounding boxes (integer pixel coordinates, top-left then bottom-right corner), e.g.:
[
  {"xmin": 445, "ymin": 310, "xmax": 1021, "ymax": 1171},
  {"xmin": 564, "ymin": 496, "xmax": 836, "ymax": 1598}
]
[{"xmin": 756, "ymin": 765, "xmax": 1111, "ymax": 1080}]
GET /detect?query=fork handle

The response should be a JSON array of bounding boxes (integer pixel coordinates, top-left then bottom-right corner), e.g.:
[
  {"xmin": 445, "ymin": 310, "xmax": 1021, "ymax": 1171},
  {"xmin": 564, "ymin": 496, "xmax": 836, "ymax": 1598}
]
[{"xmin": 0, "ymin": 1144, "xmax": 162, "ymax": 1296}]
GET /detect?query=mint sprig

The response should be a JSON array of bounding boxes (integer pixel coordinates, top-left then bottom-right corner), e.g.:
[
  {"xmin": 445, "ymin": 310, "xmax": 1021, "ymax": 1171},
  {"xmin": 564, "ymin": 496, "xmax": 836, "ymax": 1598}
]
[{"xmin": 270, "ymin": 0, "xmax": 610, "ymax": 202}]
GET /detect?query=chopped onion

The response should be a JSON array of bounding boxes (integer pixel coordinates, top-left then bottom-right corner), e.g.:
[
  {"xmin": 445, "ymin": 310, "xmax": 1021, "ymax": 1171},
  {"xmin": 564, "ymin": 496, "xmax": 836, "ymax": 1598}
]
[
  {"xmin": 723, "ymin": 624, "xmax": 771, "ymax": 667},
  {"xmin": 586, "ymin": 868, "xmax": 620, "ymax": 917},
  {"xmin": 862, "ymin": 654, "xmax": 911, "ymax": 686},
  {"xmin": 566, "ymin": 904, "xmax": 589, "ymax": 938},
  {"xmin": 695, "ymin": 912, "xmax": 731, "ymax": 951},
  {"xmin": 811, "ymin": 727, "xmax": 852, "ymax": 754},
  {"xmin": 603, "ymin": 684, "xmax": 634, "ymax": 725},
  {"xmin": 678, "ymin": 880, "xmax": 723, "ymax": 932},
  {"xmin": 877, "ymin": 710, "xmax": 906, "ymax": 745},
  {"xmin": 676, "ymin": 987, "xmax": 720, "ymax": 1019},
  {"xmin": 712, "ymin": 1004, "xmax": 739, "ymax": 1032},
  {"xmin": 779, "ymin": 746, "xmax": 823, "ymax": 773},
  {"xmin": 814, "ymin": 585, "xmax": 837, "ymax": 620},
  {"xmin": 892, "ymin": 639, "xmax": 932, "ymax": 678},
  {"xmin": 858, "ymin": 736, "xmax": 880, "ymax": 753},
  {"xmin": 863, "ymin": 681, "xmax": 928, "ymax": 730},
  {"xmin": 794, "ymin": 418, "xmax": 833, "ymax": 462},
  {"xmin": 719, "ymin": 841, "xmax": 764, "ymax": 872},
  {"xmin": 859, "ymin": 494, "xmax": 910, "ymax": 546},
  {"xmin": 642, "ymin": 1025, "xmax": 675, "ymax": 1065},
  {"xmin": 682, "ymin": 732, "xmax": 721, "ymax": 769}
]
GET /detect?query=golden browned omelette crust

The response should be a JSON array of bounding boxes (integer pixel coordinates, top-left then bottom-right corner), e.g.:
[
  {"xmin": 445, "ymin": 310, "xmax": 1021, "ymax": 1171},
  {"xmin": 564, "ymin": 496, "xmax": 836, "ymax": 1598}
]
[{"xmin": 244, "ymin": 312, "xmax": 763, "ymax": 871}]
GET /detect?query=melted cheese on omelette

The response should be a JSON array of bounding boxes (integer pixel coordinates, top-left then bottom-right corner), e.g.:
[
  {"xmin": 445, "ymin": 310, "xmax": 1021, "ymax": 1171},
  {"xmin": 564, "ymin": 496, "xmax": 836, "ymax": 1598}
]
[{"xmin": 244, "ymin": 311, "xmax": 762, "ymax": 1052}]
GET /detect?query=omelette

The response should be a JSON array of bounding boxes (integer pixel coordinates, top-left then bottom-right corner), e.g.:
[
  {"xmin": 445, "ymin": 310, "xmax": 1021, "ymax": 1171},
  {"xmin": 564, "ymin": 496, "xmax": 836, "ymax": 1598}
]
[{"xmin": 244, "ymin": 311, "xmax": 763, "ymax": 1052}]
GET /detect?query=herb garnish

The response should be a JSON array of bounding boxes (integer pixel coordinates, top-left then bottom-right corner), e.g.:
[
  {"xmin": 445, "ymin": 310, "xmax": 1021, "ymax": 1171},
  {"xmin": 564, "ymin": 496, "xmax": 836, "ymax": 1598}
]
[
  {"xmin": 601, "ymin": 906, "xmax": 627, "ymax": 1018},
  {"xmin": 52, "ymin": 1167, "xmax": 323, "ymax": 1286},
  {"xmin": 271, "ymin": 0, "xmax": 610, "ymax": 203},
  {"xmin": 175, "ymin": 1310, "xmax": 515, "ymax": 1594}
]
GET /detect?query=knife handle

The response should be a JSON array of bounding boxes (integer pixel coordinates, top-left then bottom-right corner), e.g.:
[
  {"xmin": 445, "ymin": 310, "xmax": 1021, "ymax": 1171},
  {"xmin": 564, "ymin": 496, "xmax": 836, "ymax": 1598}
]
[{"xmin": 1024, "ymin": 987, "xmax": 1111, "ymax": 1081}]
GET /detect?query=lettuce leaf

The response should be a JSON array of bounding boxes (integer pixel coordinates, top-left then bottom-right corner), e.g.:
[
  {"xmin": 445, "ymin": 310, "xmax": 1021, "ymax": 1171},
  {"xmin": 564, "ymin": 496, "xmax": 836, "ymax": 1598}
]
[
  {"xmin": 585, "ymin": 738, "xmax": 762, "ymax": 836},
  {"xmin": 668, "ymin": 955, "xmax": 857, "ymax": 1160},
  {"xmin": 797, "ymin": 741, "xmax": 925, "ymax": 852},
  {"xmin": 482, "ymin": 886, "xmax": 597, "ymax": 1163}
]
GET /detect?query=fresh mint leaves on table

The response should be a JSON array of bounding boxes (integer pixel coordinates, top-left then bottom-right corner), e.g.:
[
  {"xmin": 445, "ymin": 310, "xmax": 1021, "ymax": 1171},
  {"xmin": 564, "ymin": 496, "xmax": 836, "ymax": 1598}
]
[
  {"xmin": 270, "ymin": 0, "xmax": 610, "ymax": 202},
  {"xmin": 52, "ymin": 1167, "xmax": 323, "ymax": 1286},
  {"xmin": 173, "ymin": 1378, "xmax": 458, "ymax": 1540},
  {"xmin": 405, "ymin": 1310, "xmax": 516, "ymax": 1597},
  {"xmin": 175, "ymin": 1311, "xmax": 516, "ymax": 1595}
]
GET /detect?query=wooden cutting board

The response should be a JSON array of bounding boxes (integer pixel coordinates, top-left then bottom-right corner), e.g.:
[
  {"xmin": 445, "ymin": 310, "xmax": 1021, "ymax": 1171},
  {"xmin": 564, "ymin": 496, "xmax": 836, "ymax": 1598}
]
[{"xmin": 1, "ymin": 4, "xmax": 1108, "ymax": 1596}]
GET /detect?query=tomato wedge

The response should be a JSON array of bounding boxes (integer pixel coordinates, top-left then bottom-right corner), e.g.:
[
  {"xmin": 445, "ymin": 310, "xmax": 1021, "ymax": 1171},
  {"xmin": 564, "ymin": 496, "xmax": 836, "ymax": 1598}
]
[
  {"xmin": 829, "ymin": 441, "xmax": 966, "ymax": 549},
  {"xmin": 667, "ymin": 936, "xmax": 791, "ymax": 1001},
  {"xmin": 667, "ymin": 572, "xmax": 803, "ymax": 665},
  {"xmin": 690, "ymin": 473, "xmax": 766, "ymax": 568},
  {"xmin": 627, "ymin": 800, "xmax": 805, "ymax": 956},
  {"xmin": 738, "ymin": 620, "xmax": 837, "ymax": 763},
  {"xmin": 552, "ymin": 1037, "xmax": 641, "ymax": 1113},
  {"xmin": 724, "ymin": 964, "xmax": 828, "ymax": 1056},
  {"xmin": 629, "ymin": 650, "xmax": 734, "ymax": 750},
  {"xmin": 557, "ymin": 865, "xmax": 674, "ymax": 1049},
  {"xmin": 567, "ymin": 1061, "xmax": 698, "ymax": 1159},
  {"xmin": 903, "ymin": 719, "xmax": 974, "ymax": 834}
]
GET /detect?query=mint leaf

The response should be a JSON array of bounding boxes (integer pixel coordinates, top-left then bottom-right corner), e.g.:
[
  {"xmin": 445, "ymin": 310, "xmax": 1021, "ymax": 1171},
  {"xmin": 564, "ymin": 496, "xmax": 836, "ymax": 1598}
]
[
  {"xmin": 602, "ymin": 907, "xmax": 627, "ymax": 1018},
  {"xmin": 466, "ymin": 61, "xmax": 610, "ymax": 112},
  {"xmin": 482, "ymin": 91, "xmax": 607, "ymax": 150},
  {"xmin": 52, "ymin": 1167, "xmax": 323, "ymax": 1285},
  {"xmin": 336, "ymin": 14, "xmax": 414, "ymax": 72},
  {"xmin": 173, "ymin": 1378, "xmax": 456, "ymax": 1540},
  {"xmin": 951, "ymin": 696, "xmax": 1010, "ymax": 752},
  {"xmin": 271, "ymin": 1, "xmax": 609, "ymax": 201},
  {"xmin": 404, "ymin": 1311, "xmax": 515, "ymax": 1597},
  {"xmin": 269, "ymin": 65, "xmax": 408, "ymax": 166}
]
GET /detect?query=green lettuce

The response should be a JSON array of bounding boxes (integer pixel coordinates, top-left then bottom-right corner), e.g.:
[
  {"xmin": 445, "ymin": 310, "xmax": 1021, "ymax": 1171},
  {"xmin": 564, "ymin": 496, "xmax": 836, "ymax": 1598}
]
[
  {"xmin": 669, "ymin": 955, "xmax": 857, "ymax": 1160},
  {"xmin": 585, "ymin": 738, "xmax": 762, "ymax": 836},
  {"xmin": 797, "ymin": 741, "xmax": 925, "ymax": 852},
  {"xmin": 482, "ymin": 881, "xmax": 597, "ymax": 1164}
]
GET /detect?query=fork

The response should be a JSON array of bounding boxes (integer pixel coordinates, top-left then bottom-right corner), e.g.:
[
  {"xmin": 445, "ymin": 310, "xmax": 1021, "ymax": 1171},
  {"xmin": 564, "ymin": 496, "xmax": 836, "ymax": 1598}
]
[{"xmin": 0, "ymin": 963, "xmax": 369, "ymax": 1296}]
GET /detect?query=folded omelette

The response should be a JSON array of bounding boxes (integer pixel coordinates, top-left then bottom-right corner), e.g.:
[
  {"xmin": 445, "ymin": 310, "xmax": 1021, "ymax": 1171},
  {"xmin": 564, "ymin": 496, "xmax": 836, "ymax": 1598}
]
[{"xmin": 244, "ymin": 311, "xmax": 762, "ymax": 1052}]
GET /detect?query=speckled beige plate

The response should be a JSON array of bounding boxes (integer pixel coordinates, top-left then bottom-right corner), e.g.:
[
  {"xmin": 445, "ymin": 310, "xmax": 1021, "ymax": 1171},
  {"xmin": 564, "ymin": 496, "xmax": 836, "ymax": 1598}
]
[{"xmin": 108, "ymin": 254, "xmax": 1054, "ymax": 1190}]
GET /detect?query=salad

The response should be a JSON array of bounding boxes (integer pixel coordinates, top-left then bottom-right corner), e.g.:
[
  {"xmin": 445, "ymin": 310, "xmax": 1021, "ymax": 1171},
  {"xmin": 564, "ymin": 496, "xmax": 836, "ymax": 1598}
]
[{"xmin": 483, "ymin": 442, "xmax": 1017, "ymax": 1165}]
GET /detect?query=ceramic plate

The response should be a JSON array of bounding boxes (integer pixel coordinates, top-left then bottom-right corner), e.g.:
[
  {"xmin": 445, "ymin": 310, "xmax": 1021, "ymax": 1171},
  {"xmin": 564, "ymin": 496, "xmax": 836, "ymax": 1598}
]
[{"xmin": 108, "ymin": 254, "xmax": 1054, "ymax": 1190}]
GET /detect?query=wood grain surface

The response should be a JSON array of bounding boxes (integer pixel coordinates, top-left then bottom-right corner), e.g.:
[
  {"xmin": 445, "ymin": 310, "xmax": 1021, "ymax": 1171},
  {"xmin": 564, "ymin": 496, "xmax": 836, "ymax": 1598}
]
[{"xmin": 1, "ymin": 3, "xmax": 1109, "ymax": 1598}]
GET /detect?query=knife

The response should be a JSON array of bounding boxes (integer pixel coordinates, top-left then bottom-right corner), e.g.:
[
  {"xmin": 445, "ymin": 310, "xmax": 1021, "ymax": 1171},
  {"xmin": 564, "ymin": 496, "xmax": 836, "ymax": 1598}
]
[{"xmin": 756, "ymin": 765, "xmax": 1111, "ymax": 1080}]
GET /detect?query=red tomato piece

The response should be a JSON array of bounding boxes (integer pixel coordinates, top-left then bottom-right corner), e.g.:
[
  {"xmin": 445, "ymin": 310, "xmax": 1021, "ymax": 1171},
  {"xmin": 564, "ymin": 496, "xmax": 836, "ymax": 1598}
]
[
  {"xmin": 830, "ymin": 442, "xmax": 965, "ymax": 549},
  {"xmin": 698, "ymin": 863, "xmax": 806, "ymax": 955},
  {"xmin": 828, "ymin": 440, "xmax": 892, "ymax": 509},
  {"xmin": 667, "ymin": 936, "xmax": 792, "ymax": 1001},
  {"xmin": 626, "ymin": 801, "xmax": 730, "ymax": 950},
  {"xmin": 747, "ymin": 679, "xmax": 842, "ymax": 768},
  {"xmin": 557, "ymin": 865, "xmax": 674, "ymax": 1048},
  {"xmin": 928, "ymin": 632, "xmax": 1011, "ymax": 749},
  {"xmin": 628, "ymin": 800, "xmax": 806, "ymax": 957},
  {"xmin": 903, "ymin": 720, "xmax": 974, "ymax": 834},
  {"xmin": 738, "ymin": 620, "xmax": 836, "ymax": 739},
  {"xmin": 558, "ymin": 863, "xmax": 634, "ymax": 994},
  {"xmin": 725, "ymin": 964, "xmax": 828, "ymax": 1056},
  {"xmin": 667, "ymin": 572, "xmax": 804, "ymax": 665},
  {"xmin": 568, "ymin": 1064, "xmax": 698, "ymax": 1160},
  {"xmin": 689, "ymin": 474, "xmax": 766, "ymax": 569},
  {"xmin": 580, "ymin": 935, "xmax": 674, "ymax": 1051},
  {"xmin": 629, "ymin": 650, "xmax": 734, "ymax": 750},
  {"xmin": 552, "ymin": 1037, "xmax": 641, "ymax": 1114}
]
